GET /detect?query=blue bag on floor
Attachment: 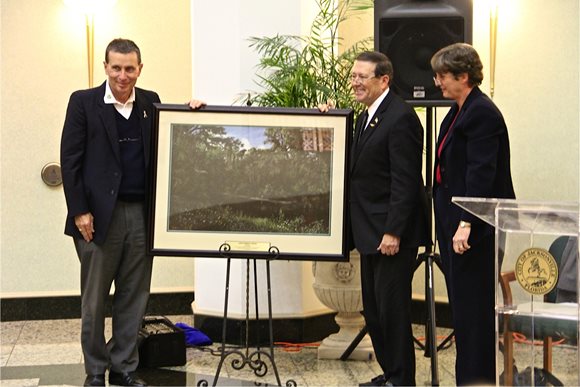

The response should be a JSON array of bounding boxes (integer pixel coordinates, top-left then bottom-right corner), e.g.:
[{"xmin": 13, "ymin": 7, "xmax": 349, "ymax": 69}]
[{"xmin": 175, "ymin": 322, "xmax": 213, "ymax": 346}]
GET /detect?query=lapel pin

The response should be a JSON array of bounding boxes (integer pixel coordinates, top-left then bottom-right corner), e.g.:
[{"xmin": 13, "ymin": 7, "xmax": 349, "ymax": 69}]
[{"xmin": 369, "ymin": 117, "xmax": 379, "ymax": 128}]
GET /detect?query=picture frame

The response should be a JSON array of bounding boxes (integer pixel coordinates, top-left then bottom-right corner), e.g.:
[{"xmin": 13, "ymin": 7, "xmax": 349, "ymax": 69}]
[{"xmin": 148, "ymin": 104, "xmax": 353, "ymax": 261}]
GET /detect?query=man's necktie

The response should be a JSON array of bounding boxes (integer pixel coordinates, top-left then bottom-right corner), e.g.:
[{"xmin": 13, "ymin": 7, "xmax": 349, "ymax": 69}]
[{"xmin": 356, "ymin": 110, "xmax": 369, "ymax": 145}]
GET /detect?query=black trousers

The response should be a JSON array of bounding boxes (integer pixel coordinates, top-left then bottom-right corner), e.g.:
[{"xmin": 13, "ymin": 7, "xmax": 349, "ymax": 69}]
[
  {"xmin": 360, "ymin": 248, "xmax": 417, "ymax": 386},
  {"xmin": 436, "ymin": 214, "xmax": 496, "ymax": 386}
]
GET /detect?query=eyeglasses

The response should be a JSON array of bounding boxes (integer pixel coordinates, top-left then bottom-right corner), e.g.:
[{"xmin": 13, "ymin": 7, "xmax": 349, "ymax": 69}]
[
  {"xmin": 350, "ymin": 73, "xmax": 376, "ymax": 83},
  {"xmin": 433, "ymin": 72, "xmax": 452, "ymax": 85}
]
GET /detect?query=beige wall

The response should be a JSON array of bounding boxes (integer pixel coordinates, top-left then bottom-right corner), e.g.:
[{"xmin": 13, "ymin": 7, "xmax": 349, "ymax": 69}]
[
  {"xmin": 340, "ymin": 0, "xmax": 580, "ymax": 301},
  {"xmin": 1, "ymin": 0, "xmax": 578, "ymax": 302},
  {"xmin": 0, "ymin": 0, "xmax": 195, "ymax": 296}
]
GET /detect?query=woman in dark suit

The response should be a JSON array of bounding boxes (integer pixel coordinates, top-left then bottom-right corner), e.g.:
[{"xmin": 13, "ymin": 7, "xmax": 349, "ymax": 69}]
[{"xmin": 431, "ymin": 43, "xmax": 515, "ymax": 385}]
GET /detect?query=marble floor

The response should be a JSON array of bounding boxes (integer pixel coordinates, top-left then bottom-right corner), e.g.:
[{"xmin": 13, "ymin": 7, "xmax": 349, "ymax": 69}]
[
  {"xmin": 4, "ymin": 315, "xmax": 579, "ymax": 386},
  {"xmin": 0, "ymin": 315, "xmax": 459, "ymax": 386}
]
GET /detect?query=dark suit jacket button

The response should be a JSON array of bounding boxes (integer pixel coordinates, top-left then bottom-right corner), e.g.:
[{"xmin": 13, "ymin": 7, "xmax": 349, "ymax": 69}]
[
  {"xmin": 110, "ymin": 189, "xmax": 115, "ymax": 195},
  {"xmin": 113, "ymin": 172, "xmax": 119, "ymax": 177},
  {"xmin": 441, "ymin": 167, "xmax": 445, "ymax": 172},
  {"xmin": 444, "ymin": 184, "xmax": 449, "ymax": 189}
]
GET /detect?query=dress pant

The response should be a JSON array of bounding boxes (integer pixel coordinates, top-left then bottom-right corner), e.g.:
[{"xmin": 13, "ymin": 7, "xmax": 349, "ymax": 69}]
[
  {"xmin": 74, "ymin": 201, "xmax": 153, "ymax": 375},
  {"xmin": 360, "ymin": 248, "xmax": 417, "ymax": 386},
  {"xmin": 435, "ymin": 208, "xmax": 496, "ymax": 386}
]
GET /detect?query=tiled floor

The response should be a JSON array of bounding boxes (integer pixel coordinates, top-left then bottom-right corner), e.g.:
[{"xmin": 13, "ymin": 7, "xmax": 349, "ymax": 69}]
[
  {"xmin": 0, "ymin": 315, "xmax": 458, "ymax": 386},
  {"xmin": 4, "ymin": 314, "xmax": 579, "ymax": 386}
]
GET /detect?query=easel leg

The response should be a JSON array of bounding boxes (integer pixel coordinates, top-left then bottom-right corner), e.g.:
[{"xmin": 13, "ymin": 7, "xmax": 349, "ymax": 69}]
[
  {"xmin": 212, "ymin": 258, "xmax": 232, "ymax": 386},
  {"xmin": 253, "ymin": 259, "xmax": 261, "ymax": 357},
  {"xmin": 203, "ymin": 248, "xmax": 295, "ymax": 387},
  {"xmin": 266, "ymin": 259, "xmax": 283, "ymax": 386}
]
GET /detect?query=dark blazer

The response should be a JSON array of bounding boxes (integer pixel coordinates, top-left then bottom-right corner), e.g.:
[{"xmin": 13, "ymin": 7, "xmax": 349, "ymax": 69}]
[
  {"xmin": 349, "ymin": 91, "xmax": 429, "ymax": 255},
  {"xmin": 433, "ymin": 86, "xmax": 515, "ymax": 244},
  {"xmin": 60, "ymin": 82, "xmax": 160, "ymax": 245}
]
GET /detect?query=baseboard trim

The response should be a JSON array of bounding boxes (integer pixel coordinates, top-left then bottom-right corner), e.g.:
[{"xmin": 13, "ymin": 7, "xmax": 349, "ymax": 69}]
[
  {"xmin": 0, "ymin": 292, "xmax": 194, "ymax": 322},
  {"xmin": 1, "ymin": 293, "xmax": 453, "ymax": 338},
  {"xmin": 195, "ymin": 299, "xmax": 453, "ymax": 345}
]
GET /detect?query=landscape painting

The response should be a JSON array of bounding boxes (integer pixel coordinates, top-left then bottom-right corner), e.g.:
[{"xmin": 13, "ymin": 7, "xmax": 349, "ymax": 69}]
[
  {"xmin": 148, "ymin": 105, "xmax": 353, "ymax": 260},
  {"xmin": 168, "ymin": 123, "xmax": 332, "ymax": 235}
]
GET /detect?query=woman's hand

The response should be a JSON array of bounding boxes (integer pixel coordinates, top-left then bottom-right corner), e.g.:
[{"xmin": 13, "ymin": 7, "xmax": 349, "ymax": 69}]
[{"xmin": 452, "ymin": 225, "xmax": 471, "ymax": 254}]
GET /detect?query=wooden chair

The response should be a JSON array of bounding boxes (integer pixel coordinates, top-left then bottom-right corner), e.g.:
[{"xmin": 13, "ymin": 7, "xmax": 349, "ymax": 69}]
[{"xmin": 499, "ymin": 236, "xmax": 573, "ymax": 385}]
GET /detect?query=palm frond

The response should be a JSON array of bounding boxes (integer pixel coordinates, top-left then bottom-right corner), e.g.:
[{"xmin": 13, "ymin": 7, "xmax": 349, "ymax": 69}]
[{"xmin": 247, "ymin": 0, "xmax": 373, "ymax": 110}]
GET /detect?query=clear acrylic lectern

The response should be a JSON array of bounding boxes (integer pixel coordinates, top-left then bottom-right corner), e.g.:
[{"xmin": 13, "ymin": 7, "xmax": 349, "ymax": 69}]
[{"xmin": 452, "ymin": 198, "xmax": 579, "ymax": 386}]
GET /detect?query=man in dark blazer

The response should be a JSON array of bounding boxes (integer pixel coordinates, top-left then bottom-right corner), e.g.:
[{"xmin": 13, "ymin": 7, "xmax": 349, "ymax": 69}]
[
  {"xmin": 348, "ymin": 51, "xmax": 429, "ymax": 386},
  {"xmin": 61, "ymin": 38, "xmax": 155, "ymax": 387},
  {"xmin": 61, "ymin": 38, "xmax": 204, "ymax": 387}
]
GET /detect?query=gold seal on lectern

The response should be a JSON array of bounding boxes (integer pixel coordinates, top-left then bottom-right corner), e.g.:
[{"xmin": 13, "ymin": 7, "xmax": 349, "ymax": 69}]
[{"xmin": 515, "ymin": 247, "xmax": 558, "ymax": 295}]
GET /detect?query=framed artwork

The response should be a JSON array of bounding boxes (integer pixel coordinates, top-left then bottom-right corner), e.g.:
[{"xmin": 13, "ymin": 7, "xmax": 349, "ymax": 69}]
[{"xmin": 148, "ymin": 104, "xmax": 353, "ymax": 261}]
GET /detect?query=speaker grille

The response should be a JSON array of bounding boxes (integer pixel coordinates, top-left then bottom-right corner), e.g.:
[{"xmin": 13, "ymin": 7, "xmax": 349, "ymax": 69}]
[{"xmin": 379, "ymin": 16, "xmax": 464, "ymax": 102}]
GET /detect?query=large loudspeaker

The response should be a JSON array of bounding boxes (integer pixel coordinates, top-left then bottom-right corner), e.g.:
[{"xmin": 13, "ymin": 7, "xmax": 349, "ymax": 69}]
[{"xmin": 375, "ymin": 0, "xmax": 473, "ymax": 106}]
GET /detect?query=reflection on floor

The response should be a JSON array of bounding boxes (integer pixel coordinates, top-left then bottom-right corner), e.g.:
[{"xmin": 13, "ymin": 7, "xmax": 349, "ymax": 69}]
[
  {"xmin": 1, "ymin": 315, "xmax": 459, "ymax": 386},
  {"xmin": 7, "ymin": 313, "xmax": 569, "ymax": 387}
]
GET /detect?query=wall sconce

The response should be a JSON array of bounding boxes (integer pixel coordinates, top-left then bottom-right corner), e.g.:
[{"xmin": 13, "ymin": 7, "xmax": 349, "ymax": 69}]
[
  {"xmin": 489, "ymin": 0, "xmax": 499, "ymax": 98},
  {"xmin": 63, "ymin": 0, "xmax": 117, "ymax": 88}
]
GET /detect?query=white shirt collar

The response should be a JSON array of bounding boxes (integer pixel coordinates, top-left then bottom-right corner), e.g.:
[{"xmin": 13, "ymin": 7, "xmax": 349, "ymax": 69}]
[
  {"xmin": 104, "ymin": 80, "xmax": 135, "ymax": 119},
  {"xmin": 366, "ymin": 87, "xmax": 390, "ymax": 126}
]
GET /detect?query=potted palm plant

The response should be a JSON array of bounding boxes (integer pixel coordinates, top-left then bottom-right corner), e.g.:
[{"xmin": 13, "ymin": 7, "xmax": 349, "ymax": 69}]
[
  {"xmin": 246, "ymin": 0, "xmax": 372, "ymax": 115},
  {"xmin": 246, "ymin": 0, "xmax": 374, "ymax": 360}
]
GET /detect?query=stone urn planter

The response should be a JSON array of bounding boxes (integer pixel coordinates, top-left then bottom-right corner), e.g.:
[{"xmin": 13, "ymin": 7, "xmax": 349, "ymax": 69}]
[{"xmin": 312, "ymin": 250, "xmax": 374, "ymax": 360}]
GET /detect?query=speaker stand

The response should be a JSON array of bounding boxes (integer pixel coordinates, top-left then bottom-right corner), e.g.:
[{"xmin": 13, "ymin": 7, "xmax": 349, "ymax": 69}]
[
  {"xmin": 339, "ymin": 325, "xmax": 368, "ymax": 361},
  {"xmin": 413, "ymin": 250, "xmax": 454, "ymax": 387},
  {"xmin": 413, "ymin": 106, "xmax": 454, "ymax": 386}
]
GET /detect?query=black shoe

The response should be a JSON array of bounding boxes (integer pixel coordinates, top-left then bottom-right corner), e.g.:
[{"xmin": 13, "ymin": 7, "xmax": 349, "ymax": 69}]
[
  {"xmin": 359, "ymin": 374, "xmax": 388, "ymax": 386},
  {"xmin": 84, "ymin": 374, "xmax": 105, "ymax": 386},
  {"xmin": 108, "ymin": 371, "xmax": 147, "ymax": 386}
]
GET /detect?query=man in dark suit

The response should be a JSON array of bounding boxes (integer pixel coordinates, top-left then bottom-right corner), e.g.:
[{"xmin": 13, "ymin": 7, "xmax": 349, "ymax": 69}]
[
  {"xmin": 61, "ymin": 38, "xmax": 203, "ymax": 387},
  {"xmin": 348, "ymin": 51, "xmax": 429, "ymax": 386}
]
